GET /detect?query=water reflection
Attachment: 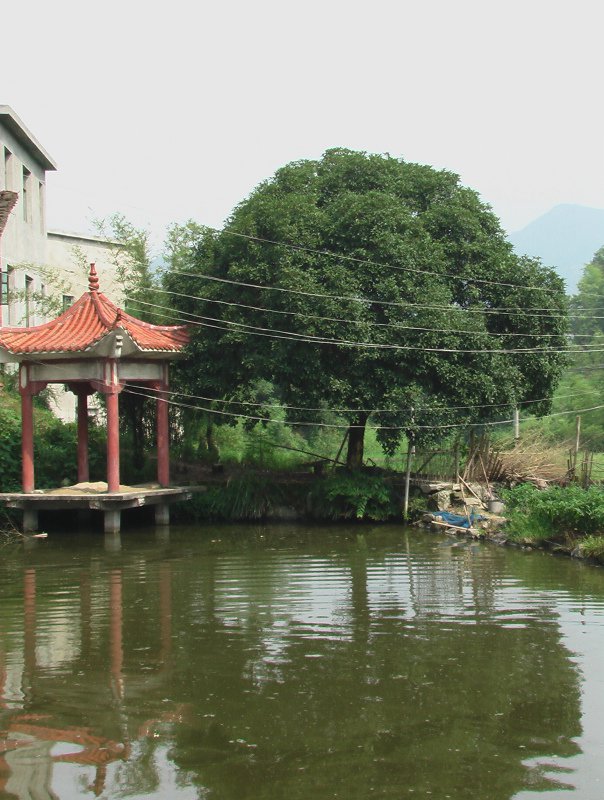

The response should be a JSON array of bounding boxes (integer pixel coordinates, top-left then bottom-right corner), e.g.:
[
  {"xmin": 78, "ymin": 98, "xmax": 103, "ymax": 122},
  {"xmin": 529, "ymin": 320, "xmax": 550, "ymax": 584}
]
[
  {"xmin": 0, "ymin": 526, "xmax": 595, "ymax": 799},
  {"xmin": 0, "ymin": 554, "xmax": 186, "ymax": 799}
]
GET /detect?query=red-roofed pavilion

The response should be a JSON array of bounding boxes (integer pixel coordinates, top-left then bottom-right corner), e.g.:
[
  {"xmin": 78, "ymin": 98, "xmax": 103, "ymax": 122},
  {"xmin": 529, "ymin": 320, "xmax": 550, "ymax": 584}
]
[{"xmin": 0, "ymin": 265, "xmax": 190, "ymax": 532}]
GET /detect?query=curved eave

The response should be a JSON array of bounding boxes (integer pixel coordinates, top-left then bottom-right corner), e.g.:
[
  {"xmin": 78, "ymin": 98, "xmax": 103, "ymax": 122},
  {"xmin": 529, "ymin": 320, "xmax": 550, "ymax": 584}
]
[
  {"xmin": 0, "ymin": 294, "xmax": 189, "ymax": 359},
  {"xmin": 0, "ymin": 326, "xmax": 188, "ymax": 363}
]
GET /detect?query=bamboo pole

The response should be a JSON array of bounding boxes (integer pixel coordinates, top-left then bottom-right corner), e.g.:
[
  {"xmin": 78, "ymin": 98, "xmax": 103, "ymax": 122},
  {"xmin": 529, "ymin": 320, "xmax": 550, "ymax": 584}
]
[{"xmin": 332, "ymin": 429, "xmax": 349, "ymax": 470}]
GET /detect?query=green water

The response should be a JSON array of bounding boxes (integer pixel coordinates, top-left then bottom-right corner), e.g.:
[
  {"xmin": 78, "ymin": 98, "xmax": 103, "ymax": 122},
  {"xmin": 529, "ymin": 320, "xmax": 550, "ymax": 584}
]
[{"xmin": 1, "ymin": 524, "xmax": 604, "ymax": 799}]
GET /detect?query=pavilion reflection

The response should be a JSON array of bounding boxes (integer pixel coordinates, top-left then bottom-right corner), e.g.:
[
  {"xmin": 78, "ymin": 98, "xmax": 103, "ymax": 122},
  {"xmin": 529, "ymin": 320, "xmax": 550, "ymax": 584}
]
[{"xmin": 0, "ymin": 560, "xmax": 183, "ymax": 800}]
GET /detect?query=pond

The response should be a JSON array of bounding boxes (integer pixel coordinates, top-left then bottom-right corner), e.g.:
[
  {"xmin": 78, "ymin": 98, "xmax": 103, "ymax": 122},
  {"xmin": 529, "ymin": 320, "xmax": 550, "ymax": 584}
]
[{"xmin": 1, "ymin": 523, "xmax": 604, "ymax": 799}]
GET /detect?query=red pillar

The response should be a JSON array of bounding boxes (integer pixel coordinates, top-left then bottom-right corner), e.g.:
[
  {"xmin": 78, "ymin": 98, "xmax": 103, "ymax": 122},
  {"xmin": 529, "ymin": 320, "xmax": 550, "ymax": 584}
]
[
  {"xmin": 21, "ymin": 391, "xmax": 34, "ymax": 493},
  {"xmin": 106, "ymin": 391, "xmax": 120, "ymax": 492},
  {"xmin": 24, "ymin": 568, "xmax": 36, "ymax": 674},
  {"xmin": 109, "ymin": 569, "xmax": 123, "ymax": 700},
  {"xmin": 157, "ymin": 387, "xmax": 169, "ymax": 487},
  {"xmin": 77, "ymin": 393, "xmax": 89, "ymax": 483}
]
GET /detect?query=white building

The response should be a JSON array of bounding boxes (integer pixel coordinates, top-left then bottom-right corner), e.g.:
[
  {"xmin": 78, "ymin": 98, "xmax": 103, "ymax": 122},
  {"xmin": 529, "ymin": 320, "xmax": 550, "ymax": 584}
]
[
  {"xmin": 0, "ymin": 105, "xmax": 124, "ymax": 325},
  {"xmin": 0, "ymin": 105, "xmax": 125, "ymax": 418}
]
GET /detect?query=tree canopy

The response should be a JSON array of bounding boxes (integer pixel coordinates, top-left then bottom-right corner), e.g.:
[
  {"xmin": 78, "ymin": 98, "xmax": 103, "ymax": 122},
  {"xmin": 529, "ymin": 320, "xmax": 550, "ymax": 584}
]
[
  {"xmin": 570, "ymin": 245, "xmax": 604, "ymax": 338},
  {"xmin": 165, "ymin": 149, "xmax": 569, "ymax": 468}
]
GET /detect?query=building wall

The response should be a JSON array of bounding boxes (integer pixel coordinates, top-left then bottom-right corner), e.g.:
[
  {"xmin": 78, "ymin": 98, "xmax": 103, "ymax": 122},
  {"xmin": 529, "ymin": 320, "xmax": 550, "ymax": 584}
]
[
  {"xmin": 46, "ymin": 231, "xmax": 125, "ymax": 305},
  {"xmin": 1, "ymin": 109, "xmax": 126, "ymax": 422},
  {"xmin": 1, "ymin": 117, "xmax": 50, "ymax": 327},
  {"xmin": 1, "ymin": 111, "xmax": 124, "ymax": 328}
]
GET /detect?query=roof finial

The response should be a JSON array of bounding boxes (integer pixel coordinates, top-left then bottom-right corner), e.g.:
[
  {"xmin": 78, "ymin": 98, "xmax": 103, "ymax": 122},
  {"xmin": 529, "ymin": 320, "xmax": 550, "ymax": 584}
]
[{"xmin": 89, "ymin": 263, "xmax": 99, "ymax": 292}]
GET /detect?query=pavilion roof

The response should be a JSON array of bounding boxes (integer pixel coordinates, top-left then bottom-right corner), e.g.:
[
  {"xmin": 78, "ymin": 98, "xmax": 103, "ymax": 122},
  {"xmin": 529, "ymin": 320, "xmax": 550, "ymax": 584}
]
[{"xmin": 0, "ymin": 265, "xmax": 189, "ymax": 357}]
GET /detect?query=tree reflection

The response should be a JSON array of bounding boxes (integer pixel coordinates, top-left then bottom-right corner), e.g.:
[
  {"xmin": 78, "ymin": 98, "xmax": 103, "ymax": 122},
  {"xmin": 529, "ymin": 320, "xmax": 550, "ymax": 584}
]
[
  {"xmin": 0, "ymin": 528, "xmax": 587, "ymax": 800},
  {"xmin": 167, "ymin": 530, "xmax": 583, "ymax": 800}
]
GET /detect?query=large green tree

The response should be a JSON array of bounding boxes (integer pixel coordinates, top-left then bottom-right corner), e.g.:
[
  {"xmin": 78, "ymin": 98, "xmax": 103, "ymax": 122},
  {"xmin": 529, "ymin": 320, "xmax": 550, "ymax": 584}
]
[{"xmin": 166, "ymin": 149, "xmax": 568, "ymax": 468}]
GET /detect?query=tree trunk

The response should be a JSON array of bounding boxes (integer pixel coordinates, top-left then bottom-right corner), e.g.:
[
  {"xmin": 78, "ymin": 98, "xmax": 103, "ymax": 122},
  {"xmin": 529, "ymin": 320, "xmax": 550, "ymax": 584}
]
[
  {"xmin": 346, "ymin": 414, "xmax": 368, "ymax": 470},
  {"xmin": 122, "ymin": 393, "xmax": 146, "ymax": 470},
  {"xmin": 206, "ymin": 421, "xmax": 220, "ymax": 464}
]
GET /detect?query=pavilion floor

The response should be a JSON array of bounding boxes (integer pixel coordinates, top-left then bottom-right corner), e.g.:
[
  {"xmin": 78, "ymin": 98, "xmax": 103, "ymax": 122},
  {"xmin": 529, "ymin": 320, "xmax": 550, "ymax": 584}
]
[{"xmin": 0, "ymin": 482, "xmax": 203, "ymax": 533}]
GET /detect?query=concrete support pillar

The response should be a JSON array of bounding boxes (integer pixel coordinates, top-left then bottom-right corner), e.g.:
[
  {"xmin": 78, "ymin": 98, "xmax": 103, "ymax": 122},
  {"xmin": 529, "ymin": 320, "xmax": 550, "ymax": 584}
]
[
  {"xmin": 77, "ymin": 393, "xmax": 90, "ymax": 483},
  {"xmin": 155, "ymin": 527, "xmax": 170, "ymax": 545},
  {"xmin": 104, "ymin": 532, "xmax": 122, "ymax": 552},
  {"xmin": 155, "ymin": 503, "xmax": 170, "ymax": 526},
  {"xmin": 21, "ymin": 392, "xmax": 35, "ymax": 493},
  {"xmin": 23, "ymin": 509, "xmax": 39, "ymax": 532},
  {"xmin": 157, "ymin": 388, "xmax": 170, "ymax": 487},
  {"xmin": 104, "ymin": 509, "xmax": 121, "ymax": 534},
  {"xmin": 106, "ymin": 391, "xmax": 120, "ymax": 493}
]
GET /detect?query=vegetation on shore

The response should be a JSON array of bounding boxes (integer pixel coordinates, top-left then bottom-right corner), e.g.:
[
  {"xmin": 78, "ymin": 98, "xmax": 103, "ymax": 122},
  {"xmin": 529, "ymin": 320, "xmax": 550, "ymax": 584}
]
[
  {"xmin": 503, "ymin": 483, "xmax": 604, "ymax": 561},
  {"xmin": 0, "ymin": 380, "xmax": 106, "ymax": 491}
]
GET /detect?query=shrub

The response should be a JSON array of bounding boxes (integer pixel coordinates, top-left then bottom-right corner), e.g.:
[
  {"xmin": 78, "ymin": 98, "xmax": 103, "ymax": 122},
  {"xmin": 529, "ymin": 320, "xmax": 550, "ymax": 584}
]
[
  {"xmin": 308, "ymin": 472, "xmax": 399, "ymax": 521},
  {"xmin": 178, "ymin": 475, "xmax": 289, "ymax": 522},
  {"xmin": 0, "ymin": 403, "xmax": 22, "ymax": 492},
  {"xmin": 0, "ymin": 389, "xmax": 106, "ymax": 492},
  {"xmin": 576, "ymin": 535, "xmax": 604, "ymax": 561},
  {"xmin": 503, "ymin": 484, "xmax": 604, "ymax": 543}
]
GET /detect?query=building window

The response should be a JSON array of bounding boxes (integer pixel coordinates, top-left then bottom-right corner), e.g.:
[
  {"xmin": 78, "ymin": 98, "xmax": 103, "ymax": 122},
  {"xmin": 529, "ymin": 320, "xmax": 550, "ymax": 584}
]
[
  {"xmin": 1, "ymin": 268, "xmax": 9, "ymax": 308},
  {"xmin": 4, "ymin": 148, "xmax": 12, "ymax": 190},
  {"xmin": 38, "ymin": 181, "xmax": 45, "ymax": 233},
  {"xmin": 25, "ymin": 275, "xmax": 33, "ymax": 326},
  {"xmin": 22, "ymin": 167, "xmax": 31, "ymax": 222},
  {"xmin": 62, "ymin": 294, "xmax": 74, "ymax": 311}
]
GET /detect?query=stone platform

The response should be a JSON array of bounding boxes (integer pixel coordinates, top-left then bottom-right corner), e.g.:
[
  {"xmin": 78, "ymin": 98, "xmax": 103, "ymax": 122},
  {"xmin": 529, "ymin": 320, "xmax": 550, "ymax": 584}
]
[{"xmin": 0, "ymin": 481, "xmax": 202, "ymax": 533}]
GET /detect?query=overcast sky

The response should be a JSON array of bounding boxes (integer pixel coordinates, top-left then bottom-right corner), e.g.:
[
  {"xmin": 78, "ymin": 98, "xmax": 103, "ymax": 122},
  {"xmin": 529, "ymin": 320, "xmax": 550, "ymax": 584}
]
[{"xmin": 4, "ymin": 0, "xmax": 603, "ymax": 255}]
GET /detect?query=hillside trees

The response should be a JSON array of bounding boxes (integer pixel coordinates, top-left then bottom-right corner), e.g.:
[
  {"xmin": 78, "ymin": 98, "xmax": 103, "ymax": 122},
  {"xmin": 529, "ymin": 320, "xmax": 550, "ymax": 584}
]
[
  {"xmin": 570, "ymin": 245, "xmax": 604, "ymax": 338},
  {"xmin": 558, "ymin": 246, "xmax": 604, "ymax": 448},
  {"xmin": 164, "ymin": 149, "xmax": 569, "ymax": 469}
]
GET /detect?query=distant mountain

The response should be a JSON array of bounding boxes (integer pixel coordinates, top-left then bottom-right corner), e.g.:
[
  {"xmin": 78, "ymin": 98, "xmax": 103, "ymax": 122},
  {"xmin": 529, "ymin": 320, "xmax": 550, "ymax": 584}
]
[{"xmin": 508, "ymin": 204, "xmax": 604, "ymax": 294}]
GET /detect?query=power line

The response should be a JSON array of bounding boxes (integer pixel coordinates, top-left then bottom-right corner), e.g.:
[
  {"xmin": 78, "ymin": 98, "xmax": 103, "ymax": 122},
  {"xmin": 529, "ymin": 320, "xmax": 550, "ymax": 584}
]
[
  {"xmin": 154, "ymin": 285, "xmax": 588, "ymax": 340},
  {"xmin": 51, "ymin": 182, "xmax": 604, "ymax": 303},
  {"xmin": 215, "ymin": 226, "xmax": 576, "ymax": 298},
  {"xmin": 159, "ymin": 268, "xmax": 576, "ymax": 320},
  {"xmin": 127, "ymin": 381, "xmax": 601, "ymax": 415},
  {"xmin": 119, "ymin": 295, "xmax": 589, "ymax": 355},
  {"xmin": 122, "ymin": 385, "xmax": 515, "ymax": 430},
  {"xmin": 40, "ymin": 273, "xmax": 593, "ymax": 357},
  {"xmin": 66, "ymin": 269, "xmax": 581, "ymax": 339},
  {"xmin": 123, "ymin": 384, "xmax": 604, "ymax": 431}
]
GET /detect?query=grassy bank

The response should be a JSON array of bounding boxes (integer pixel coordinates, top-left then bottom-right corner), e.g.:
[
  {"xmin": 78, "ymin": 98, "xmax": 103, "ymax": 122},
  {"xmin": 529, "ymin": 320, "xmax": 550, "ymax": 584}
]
[{"xmin": 503, "ymin": 484, "xmax": 604, "ymax": 561}]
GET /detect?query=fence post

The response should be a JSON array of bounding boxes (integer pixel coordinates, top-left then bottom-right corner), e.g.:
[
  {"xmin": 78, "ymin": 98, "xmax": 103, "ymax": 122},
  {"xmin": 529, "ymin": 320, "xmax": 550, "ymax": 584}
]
[
  {"xmin": 453, "ymin": 439, "xmax": 460, "ymax": 482},
  {"xmin": 514, "ymin": 407, "xmax": 520, "ymax": 442}
]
